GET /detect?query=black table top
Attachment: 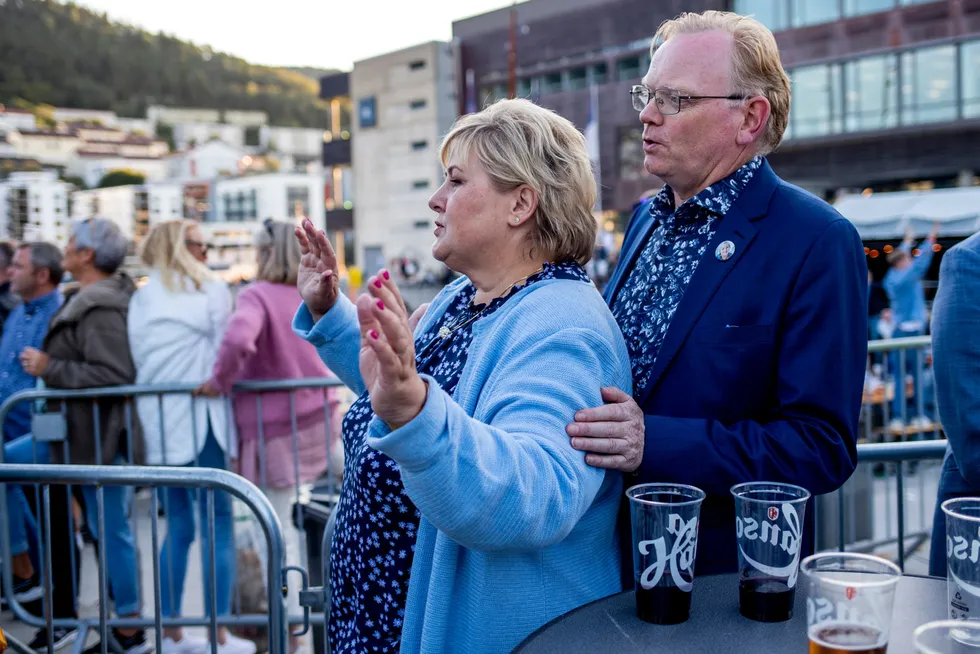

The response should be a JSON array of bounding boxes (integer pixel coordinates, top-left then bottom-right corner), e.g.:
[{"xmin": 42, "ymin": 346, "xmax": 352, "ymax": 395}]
[{"xmin": 514, "ymin": 573, "xmax": 948, "ymax": 653}]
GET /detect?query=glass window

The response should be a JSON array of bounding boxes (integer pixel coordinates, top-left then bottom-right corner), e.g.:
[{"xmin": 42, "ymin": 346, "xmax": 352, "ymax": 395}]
[
  {"xmin": 617, "ymin": 57, "xmax": 641, "ymax": 82},
  {"xmin": 592, "ymin": 62, "xmax": 608, "ymax": 85},
  {"xmin": 792, "ymin": 0, "xmax": 839, "ymax": 27},
  {"xmin": 844, "ymin": 0, "xmax": 894, "ymax": 17},
  {"xmin": 734, "ymin": 0, "xmax": 789, "ymax": 31},
  {"xmin": 518, "ymin": 78, "xmax": 532, "ymax": 98},
  {"xmin": 961, "ymin": 41, "xmax": 980, "ymax": 118},
  {"xmin": 412, "ymin": 180, "xmax": 430, "ymax": 190},
  {"xmin": 544, "ymin": 73, "xmax": 563, "ymax": 93},
  {"xmin": 789, "ymin": 65, "xmax": 834, "ymax": 138},
  {"xmin": 410, "ymin": 99, "xmax": 427, "ymax": 110},
  {"xmin": 568, "ymin": 68, "xmax": 587, "ymax": 90},
  {"xmin": 844, "ymin": 54, "xmax": 898, "ymax": 132},
  {"xmin": 901, "ymin": 45, "xmax": 956, "ymax": 124}
]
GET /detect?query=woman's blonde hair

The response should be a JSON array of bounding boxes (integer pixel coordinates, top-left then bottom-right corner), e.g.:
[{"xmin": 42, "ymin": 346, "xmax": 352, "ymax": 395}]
[
  {"xmin": 439, "ymin": 98, "xmax": 597, "ymax": 265},
  {"xmin": 140, "ymin": 220, "xmax": 217, "ymax": 292},
  {"xmin": 254, "ymin": 219, "xmax": 301, "ymax": 285},
  {"xmin": 652, "ymin": 10, "xmax": 791, "ymax": 155}
]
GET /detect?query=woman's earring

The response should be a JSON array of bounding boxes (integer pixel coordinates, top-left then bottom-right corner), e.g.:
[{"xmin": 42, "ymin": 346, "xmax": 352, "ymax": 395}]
[{"xmin": 512, "ymin": 216, "xmax": 520, "ymax": 224}]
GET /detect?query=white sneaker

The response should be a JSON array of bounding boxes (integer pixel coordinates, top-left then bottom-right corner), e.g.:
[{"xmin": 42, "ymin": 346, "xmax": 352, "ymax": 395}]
[
  {"xmin": 216, "ymin": 633, "xmax": 257, "ymax": 654},
  {"xmin": 887, "ymin": 418, "xmax": 906, "ymax": 433},
  {"xmin": 161, "ymin": 636, "xmax": 209, "ymax": 654}
]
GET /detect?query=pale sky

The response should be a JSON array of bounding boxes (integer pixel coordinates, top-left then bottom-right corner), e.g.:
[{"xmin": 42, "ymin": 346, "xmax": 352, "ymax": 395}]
[{"xmin": 71, "ymin": 0, "xmax": 514, "ymax": 71}]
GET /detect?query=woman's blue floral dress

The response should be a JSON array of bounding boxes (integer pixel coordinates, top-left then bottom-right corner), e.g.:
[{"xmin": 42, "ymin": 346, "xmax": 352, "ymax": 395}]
[{"xmin": 328, "ymin": 261, "xmax": 591, "ymax": 653}]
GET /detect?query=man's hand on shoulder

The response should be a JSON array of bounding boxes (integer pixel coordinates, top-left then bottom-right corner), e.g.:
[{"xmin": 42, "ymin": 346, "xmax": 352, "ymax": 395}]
[{"xmin": 566, "ymin": 387, "xmax": 644, "ymax": 473}]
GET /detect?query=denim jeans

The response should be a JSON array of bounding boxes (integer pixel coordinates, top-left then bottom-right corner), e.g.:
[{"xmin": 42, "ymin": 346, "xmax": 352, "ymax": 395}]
[
  {"xmin": 889, "ymin": 327, "xmax": 927, "ymax": 422},
  {"xmin": 158, "ymin": 429, "xmax": 234, "ymax": 618},
  {"xmin": 78, "ymin": 483, "xmax": 141, "ymax": 616},
  {"xmin": 3, "ymin": 433, "xmax": 49, "ymax": 557}
]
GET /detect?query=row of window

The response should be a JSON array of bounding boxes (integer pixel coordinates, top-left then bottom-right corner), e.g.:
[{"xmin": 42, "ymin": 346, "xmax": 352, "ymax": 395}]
[
  {"xmin": 481, "ymin": 56, "xmax": 650, "ymax": 105},
  {"xmin": 735, "ymin": 0, "xmax": 936, "ymax": 32},
  {"xmin": 786, "ymin": 40, "xmax": 980, "ymax": 140},
  {"xmin": 223, "ymin": 190, "xmax": 257, "ymax": 222}
]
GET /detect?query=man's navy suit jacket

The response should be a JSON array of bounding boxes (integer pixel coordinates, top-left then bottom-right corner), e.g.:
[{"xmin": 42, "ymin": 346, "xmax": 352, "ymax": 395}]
[{"xmin": 605, "ymin": 159, "xmax": 868, "ymax": 578}]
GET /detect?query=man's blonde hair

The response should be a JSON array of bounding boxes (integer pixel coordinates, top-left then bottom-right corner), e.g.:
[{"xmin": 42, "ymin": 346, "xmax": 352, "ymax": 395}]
[
  {"xmin": 439, "ymin": 98, "xmax": 597, "ymax": 265},
  {"xmin": 254, "ymin": 220, "xmax": 301, "ymax": 285},
  {"xmin": 140, "ymin": 220, "xmax": 218, "ymax": 292},
  {"xmin": 653, "ymin": 10, "xmax": 791, "ymax": 155}
]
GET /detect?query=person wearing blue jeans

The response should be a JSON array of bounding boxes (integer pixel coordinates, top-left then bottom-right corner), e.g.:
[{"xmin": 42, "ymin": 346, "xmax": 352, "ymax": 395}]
[
  {"xmin": 3, "ymin": 433, "xmax": 48, "ymax": 604},
  {"xmin": 158, "ymin": 430, "xmax": 237, "ymax": 654},
  {"xmin": 883, "ymin": 224, "xmax": 938, "ymax": 430}
]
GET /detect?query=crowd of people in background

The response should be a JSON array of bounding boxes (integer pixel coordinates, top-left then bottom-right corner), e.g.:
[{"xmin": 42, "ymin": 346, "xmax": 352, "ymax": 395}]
[{"xmin": 1, "ymin": 217, "xmax": 343, "ymax": 654}]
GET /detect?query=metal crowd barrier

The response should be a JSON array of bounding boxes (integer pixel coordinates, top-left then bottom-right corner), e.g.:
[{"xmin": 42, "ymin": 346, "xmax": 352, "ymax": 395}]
[
  {"xmin": 0, "ymin": 378, "xmax": 345, "ymax": 654},
  {"xmin": 0, "ymin": 464, "xmax": 289, "ymax": 654},
  {"xmin": 0, "ymin": 335, "xmax": 958, "ymax": 651}
]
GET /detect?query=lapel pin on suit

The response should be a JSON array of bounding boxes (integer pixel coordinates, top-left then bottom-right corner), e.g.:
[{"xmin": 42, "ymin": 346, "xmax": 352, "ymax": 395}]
[{"xmin": 715, "ymin": 240, "xmax": 736, "ymax": 262}]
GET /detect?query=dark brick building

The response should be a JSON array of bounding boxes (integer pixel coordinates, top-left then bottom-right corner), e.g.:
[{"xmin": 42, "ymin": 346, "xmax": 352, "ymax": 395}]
[{"xmin": 453, "ymin": 0, "xmax": 980, "ymax": 223}]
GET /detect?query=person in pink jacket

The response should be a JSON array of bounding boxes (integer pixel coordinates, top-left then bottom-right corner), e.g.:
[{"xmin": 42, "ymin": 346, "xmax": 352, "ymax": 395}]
[{"xmin": 196, "ymin": 219, "xmax": 342, "ymax": 652}]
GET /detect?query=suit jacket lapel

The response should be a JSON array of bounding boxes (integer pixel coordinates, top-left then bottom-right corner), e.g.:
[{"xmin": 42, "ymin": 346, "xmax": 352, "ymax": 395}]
[{"xmin": 637, "ymin": 160, "xmax": 780, "ymax": 404}]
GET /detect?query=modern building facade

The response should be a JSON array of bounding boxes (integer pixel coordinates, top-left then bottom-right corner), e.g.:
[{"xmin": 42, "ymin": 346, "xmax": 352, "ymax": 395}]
[
  {"xmin": 320, "ymin": 72, "xmax": 355, "ymax": 268},
  {"xmin": 0, "ymin": 171, "xmax": 72, "ymax": 245},
  {"xmin": 71, "ymin": 183, "xmax": 183, "ymax": 245},
  {"xmin": 453, "ymin": 0, "xmax": 980, "ymax": 228},
  {"xmin": 350, "ymin": 41, "xmax": 457, "ymax": 276},
  {"xmin": 452, "ymin": 0, "xmax": 726, "ymax": 224}
]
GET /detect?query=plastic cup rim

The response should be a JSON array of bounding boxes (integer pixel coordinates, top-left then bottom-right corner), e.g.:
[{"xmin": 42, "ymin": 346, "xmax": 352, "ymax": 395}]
[
  {"xmin": 942, "ymin": 497, "xmax": 980, "ymax": 523},
  {"xmin": 730, "ymin": 481, "xmax": 811, "ymax": 504},
  {"xmin": 800, "ymin": 551, "xmax": 902, "ymax": 588},
  {"xmin": 626, "ymin": 482, "xmax": 706, "ymax": 507},
  {"xmin": 913, "ymin": 619, "xmax": 980, "ymax": 652}
]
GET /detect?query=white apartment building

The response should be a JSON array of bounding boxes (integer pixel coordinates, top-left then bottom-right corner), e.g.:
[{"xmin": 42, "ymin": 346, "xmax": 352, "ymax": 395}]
[
  {"xmin": 6, "ymin": 129, "xmax": 82, "ymax": 167},
  {"xmin": 147, "ymin": 106, "xmax": 222, "ymax": 126},
  {"xmin": 0, "ymin": 171, "xmax": 72, "ymax": 245},
  {"xmin": 201, "ymin": 173, "xmax": 324, "ymax": 279},
  {"xmin": 71, "ymin": 184, "xmax": 183, "ymax": 245},
  {"xmin": 0, "ymin": 107, "xmax": 36, "ymax": 132},
  {"xmin": 259, "ymin": 126, "xmax": 323, "ymax": 159},
  {"xmin": 172, "ymin": 123, "xmax": 246, "ymax": 150},
  {"xmin": 167, "ymin": 141, "xmax": 248, "ymax": 182},
  {"xmin": 350, "ymin": 41, "xmax": 457, "ymax": 276}
]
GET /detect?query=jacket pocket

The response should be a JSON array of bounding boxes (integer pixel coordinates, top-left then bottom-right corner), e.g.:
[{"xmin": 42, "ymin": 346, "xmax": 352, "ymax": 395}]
[{"xmin": 698, "ymin": 324, "xmax": 774, "ymax": 346}]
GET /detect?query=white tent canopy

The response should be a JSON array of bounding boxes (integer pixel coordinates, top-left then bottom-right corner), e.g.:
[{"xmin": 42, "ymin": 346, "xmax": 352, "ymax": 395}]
[{"xmin": 833, "ymin": 186, "xmax": 980, "ymax": 241}]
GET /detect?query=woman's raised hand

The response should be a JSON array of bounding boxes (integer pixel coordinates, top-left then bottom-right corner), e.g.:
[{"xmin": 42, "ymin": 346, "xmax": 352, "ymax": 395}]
[
  {"xmin": 356, "ymin": 270, "xmax": 427, "ymax": 430},
  {"xmin": 296, "ymin": 218, "xmax": 340, "ymax": 321}
]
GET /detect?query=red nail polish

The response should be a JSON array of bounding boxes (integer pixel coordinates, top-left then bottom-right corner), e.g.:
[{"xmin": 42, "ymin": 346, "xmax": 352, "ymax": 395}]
[
  {"xmin": 374, "ymin": 278, "xmax": 383, "ymax": 288},
  {"xmin": 377, "ymin": 300, "xmax": 384, "ymax": 310},
  {"xmin": 369, "ymin": 330, "xmax": 378, "ymax": 340},
  {"xmin": 382, "ymin": 270, "xmax": 390, "ymax": 280}
]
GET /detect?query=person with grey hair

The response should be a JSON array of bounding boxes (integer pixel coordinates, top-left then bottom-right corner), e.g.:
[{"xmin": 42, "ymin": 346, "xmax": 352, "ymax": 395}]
[{"xmin": 19, "ymin": 217, "xmax": 148, "ymax": 654}]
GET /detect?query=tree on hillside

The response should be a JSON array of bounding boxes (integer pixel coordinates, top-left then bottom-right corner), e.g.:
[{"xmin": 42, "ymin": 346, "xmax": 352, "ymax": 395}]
[
  {"xmin": 98, "ymin": 169, "xmax": 146, "ymax": 188},
  {"xmin": 0, "ymin": 0, "xmax": 329, "ymax": 128}
]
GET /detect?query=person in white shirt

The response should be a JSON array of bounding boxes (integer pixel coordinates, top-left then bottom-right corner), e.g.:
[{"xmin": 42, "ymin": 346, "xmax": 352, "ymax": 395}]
[{"xmin": 127, "ymin": 220, "xmax": 255, "ymax": 654}]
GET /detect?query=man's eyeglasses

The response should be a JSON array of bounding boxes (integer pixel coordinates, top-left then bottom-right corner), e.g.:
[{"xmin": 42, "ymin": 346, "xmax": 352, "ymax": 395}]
[{"xmin": 630, "ymin": 85, "xmax": 749, "ymax": 115}]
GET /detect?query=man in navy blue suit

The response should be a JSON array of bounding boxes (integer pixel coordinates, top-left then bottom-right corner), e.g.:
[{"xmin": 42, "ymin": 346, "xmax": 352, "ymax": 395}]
[{"xmin": 566, "ymin": 10, "xmax": 867, "ymax": 576}]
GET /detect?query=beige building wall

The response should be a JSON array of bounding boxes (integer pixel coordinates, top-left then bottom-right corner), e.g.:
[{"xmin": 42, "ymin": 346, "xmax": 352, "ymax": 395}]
[{"xmin": 351, "ymin": 41, "xmax": 457, "ymax": 278}]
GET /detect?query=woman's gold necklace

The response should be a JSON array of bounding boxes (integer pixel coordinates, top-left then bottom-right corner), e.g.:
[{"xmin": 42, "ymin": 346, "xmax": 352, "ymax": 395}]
[{"xmin": 436, "ymin": 265, "xmax": 545, "ymax": 340}]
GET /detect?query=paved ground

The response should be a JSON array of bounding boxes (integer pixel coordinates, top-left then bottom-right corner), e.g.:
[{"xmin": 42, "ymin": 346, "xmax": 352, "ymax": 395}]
[{"xmin": 2, "ymin": 460, "xmax": 944, "ymax": 651}]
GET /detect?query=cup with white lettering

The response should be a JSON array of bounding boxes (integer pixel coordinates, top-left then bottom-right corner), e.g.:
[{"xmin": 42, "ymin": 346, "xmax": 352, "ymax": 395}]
[
  {"xmin": 626, "ymin": 483, "xmax": 705, "ymax": 625},
  {"xmin": 942, "ymin": 497, "xmax": 980, "ymax": 645},
  {"xmin": 914, "ymin": 620, "xmax": 980, "ymax": 653},
  {"xmin": 731, "ymin": 481, "xmax": 810, "ymax": 622},
  {"xmin": 802, "ymin": 552, "xmax": 901, "ymax": 654}
]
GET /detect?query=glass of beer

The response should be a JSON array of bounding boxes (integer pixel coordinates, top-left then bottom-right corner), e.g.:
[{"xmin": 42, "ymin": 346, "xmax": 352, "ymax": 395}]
[
  {"xmin": 942, "ymin": 497, "xmax": 980, "ymax": 646},
  {"xmin": 626, "ymin": 483, "xmax": 705, "ymax": 625},
  {"xmin": 731, "ymin": 481, "xmax": 811, "ymax": 622},
  {"xmin": 802, "ymin": 552, "xmax": 901, "ymax": 653},
  {"xmin": 914, "ymin": 620, "xmax": 980, "ymax": 652}
]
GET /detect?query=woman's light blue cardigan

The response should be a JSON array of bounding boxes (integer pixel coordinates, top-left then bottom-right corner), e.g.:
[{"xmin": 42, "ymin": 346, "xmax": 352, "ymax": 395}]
[{"xmin": 293, "ymin": 275, "xmax": 632, "ymax": 653}]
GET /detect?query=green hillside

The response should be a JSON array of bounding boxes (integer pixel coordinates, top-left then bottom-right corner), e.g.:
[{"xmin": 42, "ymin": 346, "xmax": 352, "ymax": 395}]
[{"xmin": 0, "ymin": 0, "xmax": 331, "ymax": 128}]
